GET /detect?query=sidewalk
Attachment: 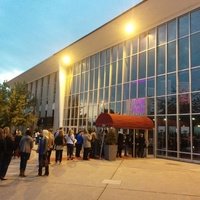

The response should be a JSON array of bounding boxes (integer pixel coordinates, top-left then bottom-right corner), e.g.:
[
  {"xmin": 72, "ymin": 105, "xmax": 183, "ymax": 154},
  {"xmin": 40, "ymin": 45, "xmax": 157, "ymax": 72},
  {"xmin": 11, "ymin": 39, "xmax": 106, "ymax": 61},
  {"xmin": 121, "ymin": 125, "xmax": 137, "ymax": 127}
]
[{"xmin": 1, "ymin": 149, "xmax": 200, "ymax": 200}]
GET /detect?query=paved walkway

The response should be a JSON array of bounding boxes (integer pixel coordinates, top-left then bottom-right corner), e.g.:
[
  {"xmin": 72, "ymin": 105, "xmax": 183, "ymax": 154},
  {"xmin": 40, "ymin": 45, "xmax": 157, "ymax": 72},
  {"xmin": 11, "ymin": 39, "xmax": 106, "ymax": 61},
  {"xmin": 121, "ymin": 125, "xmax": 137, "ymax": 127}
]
[{"xmin": 1, "ymin": 149, "xmax": 200, "ymax": 200}]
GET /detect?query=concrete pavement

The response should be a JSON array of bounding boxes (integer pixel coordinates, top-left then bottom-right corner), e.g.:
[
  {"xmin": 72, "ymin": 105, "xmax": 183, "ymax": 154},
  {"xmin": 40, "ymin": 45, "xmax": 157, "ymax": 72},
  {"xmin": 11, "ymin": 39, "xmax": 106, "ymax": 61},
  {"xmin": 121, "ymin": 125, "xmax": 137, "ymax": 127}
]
[{"xmin": 1, "ymin": 149, "xmax": 200, "ymax": 200}]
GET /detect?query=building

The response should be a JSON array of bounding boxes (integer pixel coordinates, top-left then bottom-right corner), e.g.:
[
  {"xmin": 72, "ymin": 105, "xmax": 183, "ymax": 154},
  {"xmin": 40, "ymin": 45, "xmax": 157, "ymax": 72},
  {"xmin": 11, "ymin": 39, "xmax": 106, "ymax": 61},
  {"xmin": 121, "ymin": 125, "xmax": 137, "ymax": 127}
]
[{"xmin": 8, "ymin": 0, "xmax": 200, "ymax": 163}]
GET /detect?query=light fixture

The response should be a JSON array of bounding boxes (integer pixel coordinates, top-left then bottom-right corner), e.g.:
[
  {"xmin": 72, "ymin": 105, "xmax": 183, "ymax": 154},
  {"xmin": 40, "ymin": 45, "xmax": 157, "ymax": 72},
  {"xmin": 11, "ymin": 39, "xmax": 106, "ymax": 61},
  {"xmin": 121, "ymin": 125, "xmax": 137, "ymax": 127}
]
[
  {"xmin": 125, "ymin": 23, "xmax": 134, "ymax": 34},
  {"xmin": 62, "ymin": 55, "xmax": 71, "ymax": 65}
]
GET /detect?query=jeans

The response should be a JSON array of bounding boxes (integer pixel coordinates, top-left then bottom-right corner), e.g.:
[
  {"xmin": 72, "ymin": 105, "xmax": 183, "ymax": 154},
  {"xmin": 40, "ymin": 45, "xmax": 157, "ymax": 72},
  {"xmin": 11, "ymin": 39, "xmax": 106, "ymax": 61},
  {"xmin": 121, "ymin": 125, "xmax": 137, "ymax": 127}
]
[{"xmin": 20, "ymin": 152, "xmax": 30, "ymax": 171}]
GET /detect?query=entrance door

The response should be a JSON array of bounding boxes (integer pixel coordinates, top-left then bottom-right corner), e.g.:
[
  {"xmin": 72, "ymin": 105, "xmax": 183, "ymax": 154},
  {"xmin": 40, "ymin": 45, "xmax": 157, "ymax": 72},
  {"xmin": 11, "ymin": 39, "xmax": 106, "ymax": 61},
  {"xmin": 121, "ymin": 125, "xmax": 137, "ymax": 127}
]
[
  {"xmin": 146, "ymin": 129, "xmax": 154, "ymax": 156},
  {"xmin": 129, "ymin": 129, "xmax": 154, "ymax": 157}
]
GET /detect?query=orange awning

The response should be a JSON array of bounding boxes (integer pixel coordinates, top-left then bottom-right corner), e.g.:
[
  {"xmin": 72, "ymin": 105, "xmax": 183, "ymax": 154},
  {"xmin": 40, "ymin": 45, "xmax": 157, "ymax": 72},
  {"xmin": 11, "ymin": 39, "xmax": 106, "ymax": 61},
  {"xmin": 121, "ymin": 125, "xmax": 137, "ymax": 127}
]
[{"xmin": 96, "ymin": 113, "xmax": 154, "ymax": 129}]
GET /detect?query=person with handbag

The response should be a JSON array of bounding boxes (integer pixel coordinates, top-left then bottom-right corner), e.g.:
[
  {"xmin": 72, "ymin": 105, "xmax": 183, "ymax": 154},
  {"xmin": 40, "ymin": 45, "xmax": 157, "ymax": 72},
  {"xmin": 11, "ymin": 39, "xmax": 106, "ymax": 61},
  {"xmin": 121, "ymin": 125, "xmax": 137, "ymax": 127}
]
[{"xmin": 65, "ymin": 129, "xmax": 76, "ymax": 160}]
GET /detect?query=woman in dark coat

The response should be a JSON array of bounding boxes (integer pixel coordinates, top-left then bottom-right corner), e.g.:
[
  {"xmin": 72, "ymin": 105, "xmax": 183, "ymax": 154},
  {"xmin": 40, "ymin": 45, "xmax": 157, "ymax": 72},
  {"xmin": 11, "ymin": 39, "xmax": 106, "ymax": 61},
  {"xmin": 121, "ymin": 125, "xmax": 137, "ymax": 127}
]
[{"xmin": 0, "ymin": 127, "xmax": 14, "ymax": 180}]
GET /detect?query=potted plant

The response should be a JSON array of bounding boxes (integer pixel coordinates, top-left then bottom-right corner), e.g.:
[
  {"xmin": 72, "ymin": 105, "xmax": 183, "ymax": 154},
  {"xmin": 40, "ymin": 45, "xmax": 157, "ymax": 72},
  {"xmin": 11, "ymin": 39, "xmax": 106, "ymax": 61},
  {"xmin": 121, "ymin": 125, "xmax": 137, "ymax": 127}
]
[{"xmin": 104, "ymin": 127, "xmax": 117, "ymax": 161}]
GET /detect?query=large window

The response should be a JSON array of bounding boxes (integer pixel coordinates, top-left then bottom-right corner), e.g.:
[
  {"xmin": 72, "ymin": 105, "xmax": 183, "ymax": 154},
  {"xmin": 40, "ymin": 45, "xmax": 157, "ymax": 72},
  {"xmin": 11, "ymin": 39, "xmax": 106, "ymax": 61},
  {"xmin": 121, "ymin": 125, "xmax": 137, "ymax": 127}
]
[
  {"xmin": 147, "ymin": 49, "xmax": 155, "ymax": 77},
  {"xmin": 157, "ymin": 45, "xmax": 165, "ymax": 75},
  {"xmin": 158, "ymin": 24, "xmax": 166, "ymax": 45},
  {"xmin": 178, "ymin": 14, "xmax": 189, "ymax": 37},
  {"xmin": 191, "ymin": 9, "xmax": 200, "ymax": 33},
  {"xmin": 178, "ymin": 37, "xmax": 189, "ymax": 70},
  {"xmin": 191, "ymin": 68, "xmax": 200, "ymax": 91},
  {"xmin": 167, "ymin": 42, "xmax": 176, "ymax": 72},
  {"xmin": 167, "ymin": 73, "xmax": 176, "ymax": 94},
  {"xmin": 167, "ymin": 20, "xmax": 176, "ymax": 42},
  {"xmin": 147, "ymin": 78, "xmax": 154, "ymax": 97},
  {"xmin": 139, "ymin": 52, "xmax": 146, "ymax": 78},
  {"xmin": 191, "ymin": 33, "xmax": 200, "ymax": 67},
  {"xmin": 179, "ymin": 115, "xmax": 191, "ymax": 159},
  {"xmin": 167, "ymin": 116, "xmax": 177, "ymax": 154},
  {"xmin": 157, "ymin": 76, "xmax": 165, "ymax": 96},
  {"xmin": 192, "ymin": 93, "xmax": 200, "ymax": 113},
  {"xmin": 179, "ymin": 71, "xmax": 189, "ymax": 93},
  {"xmin": 167, "ymin": 95, "xmax": 176, "ymax": 114}
]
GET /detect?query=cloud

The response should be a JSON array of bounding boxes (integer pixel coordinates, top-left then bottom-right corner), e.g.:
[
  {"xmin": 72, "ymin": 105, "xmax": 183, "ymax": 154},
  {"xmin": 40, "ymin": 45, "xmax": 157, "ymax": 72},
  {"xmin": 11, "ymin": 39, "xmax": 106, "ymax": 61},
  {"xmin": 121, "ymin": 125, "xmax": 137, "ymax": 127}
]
[{"xmin": 0, "ymin": 69, "xmax": 23, "ymax": 83}]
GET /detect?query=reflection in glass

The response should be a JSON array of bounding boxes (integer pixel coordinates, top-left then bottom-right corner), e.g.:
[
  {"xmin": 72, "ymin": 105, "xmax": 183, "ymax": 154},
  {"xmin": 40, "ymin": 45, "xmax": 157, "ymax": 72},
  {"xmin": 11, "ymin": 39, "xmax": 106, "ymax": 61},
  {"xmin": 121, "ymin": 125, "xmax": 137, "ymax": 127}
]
[
  {"xmin": 167, "ymin": 20, "xmax": 176, "ymax": 41},
  {"xmin": 158, "ymin": 25, "xmax": 166, "ymax": 45},
  {"xmin": 123, "ymin": 83, "xmax": 129, "ymax": 100},
  {"xmin": 104, "ymin": 87, "xmax": 109, "ymax": 102},
  {"xmin": 179, "ymin": 71, "xmax": 189, "ymax": 93},
  {"xmin": 191, "ymin": 9, "xmax": 200, "ymax": 33},
  {"xmin": 111, "ymin": 62, "xmax": 116, "ymax": 85},
  {"xmin": 192, "ymin": 115, "xmax": 200, "ymax": 155},
  {"xmin": 139, "ymin": 33, "xmax": 147, "ymax": 51},
  {"xmin": 167, "ymin": 116, "xmax": 177, "ymax": 152},
  {"xmin": 179, "ymin": 115, "xmax": 191, "ymax": 154},
  {"xmin": 191, "ymin": 68, "xmax": 200, "ymax": 91},
  {"xmin": 157, "ymin": 45, "xmax": 165, "ymax": 75},
  {"xmin": 131, "ymin": 55, "xmax": 137, "ymax": 81},
  {"xmin": 192, "ymin": 93, "xmax": 200, "ymax": 113},
  {"xmin": 94, "ymin": 68, "xmax": 98, "ymax": 89},
  {"xmin": 147, "ymin": 98, "xmax": 154, "ymax": 115},
  {"xmin": 110, "ymin": 86, "xmax": 115, "ymax": 102},
  {"xmin": 167, "ymin": 42, "xmax": 176, "ymax": 72},
  {"xmin": 157, "ymin": 116, "xmax": 166, "ymax": 151},
  {"xmin": 167, "ymin": 95, "xmax": 176, "ymax": 114},
  {"xmin": 85, "ymin": 72, "xmax": 88, "ymax": 91},
  {"xmin": 116, "ymin": 85, "xmax": 122, "ymax": 101},
  {"xmin": 138, "ymin": 79, "xmax": 145, "ymax": 98},
  {"xmin": 112, "ymin": 46, "xmax": 117, "ymax": 62},
  {"xmin": 147, "ymin": 49, "xmax": 155, "ymax": 77},
  {"xmin": 179, "ymin": 94, "xmax": 190, "ymax": 113},
  {"xmin": 89, "ymin": 70, "xmax": 94, "ymax": 90},
  {"xmin": 157, "ymin": 76, "xmax": 165, "ymax": 96},
  {"xmin": 100, "ymin": 50, "xmax": 106, "ymax": 66},
  {"xmin": 178, "ymin": 14, "xmax": 189, "ymax": 37},
  {"xmin": 125, "ymin": 40, "xmax": 131, "ymax": 56},
  {"xmin": 106, "ymin": 49, "xmax": 110, "ymax": 64},
  {"xmin": 157, "ymin": 97, "xmax": 165, "ymax": 114},
  {"xmin": 116, "ymin": 102, "xmax": 121, "ymax": 114},
  {"xmin": 139, "ymin": 52, "xmax": 146, "ymax": 79},
  {"xmin": 130, "ymin": 81, "xmax": 136, "ymax": 99},
  {"xmin": 167, "ymin": 73, "xmax": 176, "ymax": 94},
  {"xmin": 118, "ymin": 44, "xmax": 123, "ymax": 60},
  {"xmin": 105, "ymin": 65, "xmax": 110, "ymax": 87},
  {"xmin": 109, "ymin": 102, "xmax": 115, "ymax": 114},
  {"xmin": 100, "ymin": 66, "xmax": 104, "ymax": 88},
  {"xmin": 147, "ymin": 78, "xmax": 154, "ymax": 97},
  {"xmin": 132, "ymin": 37, "xmax": 138, "ymax": 54},
  {"xmin": 191, "ymin": 33, "xmax": 200, "ymax": 68},
  {"xmin": 148, "ymin": 29, "xmax": 156, "ymax": 48},
  {"xmin": 178, "ymin": 37, "xmax": 189, "ymax": 70},
  {"xmin": 117, "ymin": 60, "xmax": 122, "ymax": 84},
  {"xmin": 124, "ymin": 57, "xmax": 130, "ymax": 83}
]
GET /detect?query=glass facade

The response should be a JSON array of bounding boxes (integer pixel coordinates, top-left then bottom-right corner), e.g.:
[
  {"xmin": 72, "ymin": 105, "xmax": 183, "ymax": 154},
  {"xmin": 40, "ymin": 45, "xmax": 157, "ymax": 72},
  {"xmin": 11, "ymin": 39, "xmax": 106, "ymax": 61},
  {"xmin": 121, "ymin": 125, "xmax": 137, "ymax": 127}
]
[{"xmin": 64, "ymin": 8, "xmax": 200, "ymax": 162}]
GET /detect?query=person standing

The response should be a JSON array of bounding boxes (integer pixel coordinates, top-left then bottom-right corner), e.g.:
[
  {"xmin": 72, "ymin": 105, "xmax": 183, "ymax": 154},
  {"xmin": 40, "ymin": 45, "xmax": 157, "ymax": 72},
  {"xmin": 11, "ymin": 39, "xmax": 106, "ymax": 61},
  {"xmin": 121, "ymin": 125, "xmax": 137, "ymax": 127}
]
[
  {"xmin": 19, "ymin": 129, "xmax": 34, "ymax": 177},
  {"xmin": 117, "ymin": 130, "xmax": 124, "ymax": 158},
  {"xmin": 75, "ymin": 130, "xmax": 83, "ymax": 158},
  {"xmin": 47, "ymin": 129, "xmax": 54, "ymax": 164},
  {"xmin": 54, "ymin": 129, "xmax": 65, "ymax": 164},
  {"xmin": 13, "ymin": 129, "xmax": 22, "ymax": 158},
  {"xmin": 82, "ymin": 130, "xmax": 92, "ymax": 160},
  {"xmin": 65, "ymin": 129, "xmax": 76, "ymax": 160},
  {"xmin": 0, "ymin": 127, "xmax": 14, "ymax": 180},
  {"xmin": 90, "ymin": 129, "xmax": 98, "ymax": 159},
  {"xmin": 138, "ymin": 133, "xmax": 146, "ymax": 158},
  {"xmin": 0, "ymin": 128, "xmax": 4, "ymax": 165},
  {"xmin": 37, "ymin": 129, "xmax": 49, "ymax": 176}
]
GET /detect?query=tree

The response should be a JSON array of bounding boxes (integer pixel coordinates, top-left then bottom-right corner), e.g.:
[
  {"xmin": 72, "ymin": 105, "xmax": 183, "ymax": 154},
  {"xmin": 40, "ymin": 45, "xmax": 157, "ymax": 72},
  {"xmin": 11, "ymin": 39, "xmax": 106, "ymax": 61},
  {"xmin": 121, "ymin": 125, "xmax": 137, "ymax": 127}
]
[
  {"xmin": 0, "ymin": 82, "xmax": 10, "ymax": 127},
  {"xmin": 0, "ymin": 81, "xmax": 37, "ymax": 129}
]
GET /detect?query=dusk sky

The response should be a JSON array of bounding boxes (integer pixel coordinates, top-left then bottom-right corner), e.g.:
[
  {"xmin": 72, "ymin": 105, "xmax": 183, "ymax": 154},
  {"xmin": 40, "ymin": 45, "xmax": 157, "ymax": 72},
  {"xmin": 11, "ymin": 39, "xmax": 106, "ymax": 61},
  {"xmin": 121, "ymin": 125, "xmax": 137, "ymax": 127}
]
[{"xmin": 0, "ymin": 0, "xmax": 141, "ymax": 83}]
